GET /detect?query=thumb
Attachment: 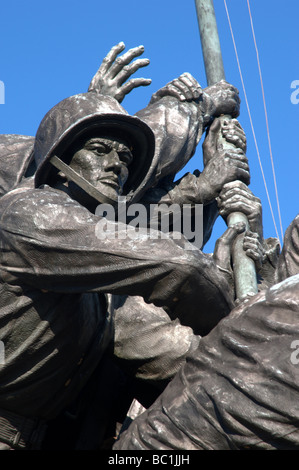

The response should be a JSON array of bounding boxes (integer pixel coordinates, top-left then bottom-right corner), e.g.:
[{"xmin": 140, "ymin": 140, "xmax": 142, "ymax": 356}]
[
  {"xmin": 213, "ymin": 223, "xmax": 245, "ymax": 270},
  {"xmin": 206, "ymin": 117, "xmax": 221, "ymax": 142},
  {"xmin": 221, "ymin": 222, "xmax": 246, "ymax": 244},
  {"xmin": 203, "ymin": 117, "xmax": 222, "ymax": 161}
]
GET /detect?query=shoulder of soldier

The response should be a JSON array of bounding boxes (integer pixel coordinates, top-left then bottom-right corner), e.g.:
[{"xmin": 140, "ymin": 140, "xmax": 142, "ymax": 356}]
[
  {"xmin": 0, "ymin": 183, "xmax": 69, "ymax": 208},
  {"xmin": 0, "ymin": 184, "xmax": 90, "ymax": 232},
  {"xmin": 0, "ymin": 134, "xmax": 35, "ymax": 198}
]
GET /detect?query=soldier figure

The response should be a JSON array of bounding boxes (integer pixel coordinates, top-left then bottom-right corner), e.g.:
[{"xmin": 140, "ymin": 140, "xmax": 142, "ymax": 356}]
[{"xmin": 0, "ymin": 44, "xmax": 264, "ymax": 449}]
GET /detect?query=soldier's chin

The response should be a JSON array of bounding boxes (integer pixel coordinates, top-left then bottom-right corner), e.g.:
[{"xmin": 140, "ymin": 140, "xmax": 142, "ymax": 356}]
[
  {"xmin": 68, "ymin": 181, "xmax": 119, "ymax": 211},
  {"xmin": 96, "ymin": 181, "xmax": 120, "ymax": 200}
]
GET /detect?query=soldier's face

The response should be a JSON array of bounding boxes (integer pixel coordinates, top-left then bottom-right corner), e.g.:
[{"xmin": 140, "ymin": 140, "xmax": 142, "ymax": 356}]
[{"xmin": 68, "ymin": 134, "xmax": 133, "ymax": 207}]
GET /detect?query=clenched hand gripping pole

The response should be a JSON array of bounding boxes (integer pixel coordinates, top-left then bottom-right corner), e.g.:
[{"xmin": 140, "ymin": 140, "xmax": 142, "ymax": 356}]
[{"xmin": 194, "ymin": 0, "xmax": 258, "ymax": 301}]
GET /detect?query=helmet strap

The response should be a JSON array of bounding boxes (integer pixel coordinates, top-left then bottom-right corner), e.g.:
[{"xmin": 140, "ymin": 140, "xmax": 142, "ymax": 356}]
[{"xmin": 50, "ymin": 155, "xmax": 118, "ymax": 206}]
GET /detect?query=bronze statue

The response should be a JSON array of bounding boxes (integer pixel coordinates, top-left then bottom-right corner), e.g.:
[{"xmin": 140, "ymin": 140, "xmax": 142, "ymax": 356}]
[
  {"xmin": 114, "ymin": 215, "xmax": 299, "ymax": 450},
  {"xmin": 0, "ymin": 43, "xmax": 266, "ymax": 450},
  {"xmin": 112, "ymin": 2, "xmax": 299, "ymax": 449}
]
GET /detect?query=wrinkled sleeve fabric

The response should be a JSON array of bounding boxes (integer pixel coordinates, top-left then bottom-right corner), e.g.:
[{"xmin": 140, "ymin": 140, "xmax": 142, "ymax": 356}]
[
  {"xmin": 135, "ymin": 96, "xmax": 204, "ymax": 185},
  {"xmin": 0, "ymin": 187, "xmax": 233, "ymax": 334},
  {"xmin": 138, "ymin": 174, "xmax": 219, "ymax": 250},
  {"xmin": 114, "ymin": 274, "xmax": 299, "ymax": 450},
  {"xmin": 113, "ymin": 294, "xmax": 200, "ymax": 384},
  {"xmin": 0, "ymin": 134, "xmax": 35, "ymax": 197},
  {"xmin": 276, "ymin": 214, "xmax": 299, "ymax": 282},
  {"xmin": 135, "ymin": 96, "xmax": 218, "ymax": 249}
]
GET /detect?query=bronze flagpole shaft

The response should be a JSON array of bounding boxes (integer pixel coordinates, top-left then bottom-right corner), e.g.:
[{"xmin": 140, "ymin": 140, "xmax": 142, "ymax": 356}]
[{"xmin": 194, "ymin": 0, "xmax": 225, "ymax": 86}]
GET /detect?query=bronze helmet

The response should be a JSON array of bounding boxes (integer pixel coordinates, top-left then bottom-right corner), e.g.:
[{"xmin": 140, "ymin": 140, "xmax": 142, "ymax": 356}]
[{"xmin": 34, "ymin": 93, "xmax": 157, "ymax": 204}]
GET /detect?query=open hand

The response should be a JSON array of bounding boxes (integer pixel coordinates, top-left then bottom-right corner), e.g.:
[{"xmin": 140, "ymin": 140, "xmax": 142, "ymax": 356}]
[{"xmin": 88, "ymin": 42, "xmax": 151, "ymax": 103}]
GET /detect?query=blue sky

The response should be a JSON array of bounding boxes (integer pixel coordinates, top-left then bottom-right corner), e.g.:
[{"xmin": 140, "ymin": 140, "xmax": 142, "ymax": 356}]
[{"xmin": 0, "ymin": 0, "xmax": 298, "ymax": 253}]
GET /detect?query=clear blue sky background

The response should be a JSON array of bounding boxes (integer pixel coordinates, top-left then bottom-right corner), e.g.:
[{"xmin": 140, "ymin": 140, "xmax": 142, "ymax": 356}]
[{"xmin": 0, "ymin": 0, "xmax": 298, "ymax": 253}]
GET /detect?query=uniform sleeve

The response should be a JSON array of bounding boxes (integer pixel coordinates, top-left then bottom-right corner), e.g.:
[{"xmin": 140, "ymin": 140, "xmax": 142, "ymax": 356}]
[
  {"xmin": 138, "ymin": 171, "xmax": 219, "ymax": 250},
  {"xmin": 0, "ymin": 187, "xmax": 234, "ymax": 334},
  {"xmin": 135, "ymin": 96, "xmax": 204, "ymax": 184},
  {"xmin": 276, "ymin": 215, "xmax": 299, "ymax": 282},
  {"xmin": 135, "ymin": 95, "xmax": 218, "ymax": 249},
  {"xmin": 113, "ymin": 294, "xmax": 200, "ymax": 384},
  {"xmin": 114, "ymin": 275, "xmax": 299, "ymax": 450},
  {"xmin": 0, "ymin": 134, "xmax": 35, "ymax": 196}
]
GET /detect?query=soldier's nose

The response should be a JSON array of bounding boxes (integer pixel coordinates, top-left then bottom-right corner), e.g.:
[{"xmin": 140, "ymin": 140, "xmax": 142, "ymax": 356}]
[{"xmin": 105, "ymin": 150, "xmax": 122, "ymax": 174}]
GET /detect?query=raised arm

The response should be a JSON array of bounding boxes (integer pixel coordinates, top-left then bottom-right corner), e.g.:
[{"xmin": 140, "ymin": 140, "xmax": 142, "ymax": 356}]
[{"xmin": 136, "ymin": 74, "xmax": 242, "ymax": 187}]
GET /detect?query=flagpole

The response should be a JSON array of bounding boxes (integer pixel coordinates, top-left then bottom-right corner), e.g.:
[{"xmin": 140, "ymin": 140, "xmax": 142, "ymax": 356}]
[
  {"xmin": 194, "ymin": 0, "xmax": 258, "ymax": 301},
  {"xmin": 194, "ymin": 0, "xmax": 225, "ymax": 86}
]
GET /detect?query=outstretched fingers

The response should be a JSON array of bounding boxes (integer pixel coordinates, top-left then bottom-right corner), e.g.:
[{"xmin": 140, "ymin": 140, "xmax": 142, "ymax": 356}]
[
  {"xmin": 88, "ymin": 43, "xmax": 151, "ymax": 101},
  {"xmin": 89, "ymin": 42, "xmax": 127, "ymax": 90},
  {"xmin": 99, "ymin": 42, "xmax": 126, "ymax": 75},
  {"xmin": 116, "ymin": 78, "xmax": 152, "ymax": 102},
  {"xmin": 114, "ymin": 58, "xmax": 151, "ymax": 86},
  {"xmin": 108, "ymin": 45, "xmax": 148, "ymax": 79}
]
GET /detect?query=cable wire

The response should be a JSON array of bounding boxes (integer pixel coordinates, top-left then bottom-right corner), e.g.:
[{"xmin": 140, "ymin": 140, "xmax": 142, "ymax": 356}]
[
  {"xmin": 223, "ymin": 0, "xmax": 281, "ymax": 244},
  {"xmin": 247, "ymin": 0, "xmax": 284, "ymax": 242}
]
